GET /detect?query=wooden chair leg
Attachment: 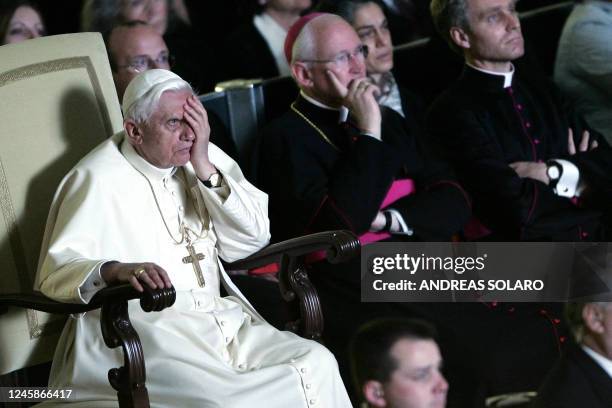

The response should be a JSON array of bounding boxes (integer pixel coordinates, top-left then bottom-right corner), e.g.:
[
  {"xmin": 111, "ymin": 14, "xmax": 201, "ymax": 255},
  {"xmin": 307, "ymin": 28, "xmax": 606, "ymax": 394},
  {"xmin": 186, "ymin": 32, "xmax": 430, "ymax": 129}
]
[{"xmin": 101, "ymin": 300, "xmax": 149, "ymax": 408}]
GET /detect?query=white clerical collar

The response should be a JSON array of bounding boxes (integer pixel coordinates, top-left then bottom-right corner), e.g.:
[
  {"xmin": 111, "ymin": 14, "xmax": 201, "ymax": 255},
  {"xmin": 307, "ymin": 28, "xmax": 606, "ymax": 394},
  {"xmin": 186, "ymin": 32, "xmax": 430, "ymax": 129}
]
[
  {"xmin": 467, "ymin": 62, "xmax": 515, "ymax": 88},
  {"xmin": 253, "ymin": 12, "xmax": 291, "ymax": 76},
  {"xmin": 300, "ymin": 90, "xmax": 350, "ymax": 123},
  {"xmin": 582, "ymin": 344, "xmax": 612, "ymax": 378},
  {"xmin": 121, "ymin": 135, "xmax": 176, "ymax": 182}
]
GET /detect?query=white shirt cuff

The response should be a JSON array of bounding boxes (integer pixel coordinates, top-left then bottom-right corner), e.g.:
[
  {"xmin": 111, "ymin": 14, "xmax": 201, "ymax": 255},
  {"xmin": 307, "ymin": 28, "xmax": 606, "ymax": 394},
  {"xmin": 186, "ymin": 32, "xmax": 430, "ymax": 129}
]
[
  {"xmin": 78, "ymin": 260, "xmax": 109, "ymax": 303},
  {"xmin": 551, "ymin": 159, "xmax": 581, "ymax": 198},
  {"xmin": 386, "ymin": 208, "xmax": 414, "ymax": 236}
]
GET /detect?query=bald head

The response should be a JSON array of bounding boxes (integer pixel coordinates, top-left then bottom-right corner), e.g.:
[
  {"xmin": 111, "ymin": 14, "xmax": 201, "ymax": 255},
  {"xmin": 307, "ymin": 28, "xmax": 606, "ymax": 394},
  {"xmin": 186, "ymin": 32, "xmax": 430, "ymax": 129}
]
[
  {"xmin": 291, "ymin": 14, "xmax": 357, "ymax": 63},
  {"xmin": 289, "ymin": 13, "xmax": 366, "ymax": 106},
  {"xmin": 107, "ymin": 23, "xmax": 170, "ymax": 101}
]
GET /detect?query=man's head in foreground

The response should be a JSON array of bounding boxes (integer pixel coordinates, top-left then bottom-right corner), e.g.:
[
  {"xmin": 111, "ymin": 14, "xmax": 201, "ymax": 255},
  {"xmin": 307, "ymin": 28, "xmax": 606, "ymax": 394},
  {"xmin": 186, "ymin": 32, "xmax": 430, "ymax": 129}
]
[{"xmin": 350, "ymin": 318, "xmax": 448, "ymax": 408}]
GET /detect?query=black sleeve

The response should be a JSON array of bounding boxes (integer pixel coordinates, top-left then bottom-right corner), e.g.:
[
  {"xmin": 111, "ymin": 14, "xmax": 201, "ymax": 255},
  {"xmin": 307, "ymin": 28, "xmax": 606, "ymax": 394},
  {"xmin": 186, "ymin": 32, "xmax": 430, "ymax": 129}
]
[
  {"xmin": 258, "ymin": 118, "xmax": 404, "ymax": 241},
  {"xmin": 219, "ymin": 24, "xmax": 279, "ymax": 81},
  {"xmin": 382, "ymin": 107, "xmax": 472, "ymax": 240},
  {"xmin": 426, "ymin": 98, "xmax": 586, "ymax": 239}
]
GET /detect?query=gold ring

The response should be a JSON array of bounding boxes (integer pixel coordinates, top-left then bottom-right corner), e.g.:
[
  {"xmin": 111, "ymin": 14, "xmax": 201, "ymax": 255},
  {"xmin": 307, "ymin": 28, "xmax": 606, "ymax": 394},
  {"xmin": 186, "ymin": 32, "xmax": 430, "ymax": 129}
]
[{"xmin": 133, "ymin": 267, "xmax": 145, "ymax": 278}]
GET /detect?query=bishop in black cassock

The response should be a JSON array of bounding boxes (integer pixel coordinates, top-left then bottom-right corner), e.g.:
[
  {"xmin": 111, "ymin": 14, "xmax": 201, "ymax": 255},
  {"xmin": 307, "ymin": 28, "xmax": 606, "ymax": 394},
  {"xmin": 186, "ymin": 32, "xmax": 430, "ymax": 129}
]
[
  {"xmin": 255, "ymin": 12, "xmax": 477, "ymax": 405},
  {"xmin": 258, "ymin": 92, "xmax": 471, "ymax": 246}
]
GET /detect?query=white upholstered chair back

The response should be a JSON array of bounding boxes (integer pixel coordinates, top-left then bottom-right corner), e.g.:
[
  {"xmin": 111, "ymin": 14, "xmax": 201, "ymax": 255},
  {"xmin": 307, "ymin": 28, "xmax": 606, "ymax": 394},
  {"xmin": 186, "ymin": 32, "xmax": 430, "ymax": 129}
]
[{"xmin": 0, "ymin": 33, "xmax": 123, "ymax": 374}]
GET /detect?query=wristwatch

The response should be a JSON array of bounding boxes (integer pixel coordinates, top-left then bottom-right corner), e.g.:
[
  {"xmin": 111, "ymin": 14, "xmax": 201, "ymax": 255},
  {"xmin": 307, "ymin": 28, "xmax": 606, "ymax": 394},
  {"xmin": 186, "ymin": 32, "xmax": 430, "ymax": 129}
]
[
  {"xmin": 546, "ymin": 160, "xmax": 562, "ymax": 189},
  {"xmin": 203, "ymin": 172, "xmax": 222, "ymax": 188}
]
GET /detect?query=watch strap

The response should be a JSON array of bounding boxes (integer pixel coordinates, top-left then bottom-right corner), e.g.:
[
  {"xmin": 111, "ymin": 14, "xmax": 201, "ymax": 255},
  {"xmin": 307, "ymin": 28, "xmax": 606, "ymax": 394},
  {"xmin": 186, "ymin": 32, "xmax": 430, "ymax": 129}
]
[{"xmin": 203, "ymin": 172, "xmax": 221, "ymax": 188}]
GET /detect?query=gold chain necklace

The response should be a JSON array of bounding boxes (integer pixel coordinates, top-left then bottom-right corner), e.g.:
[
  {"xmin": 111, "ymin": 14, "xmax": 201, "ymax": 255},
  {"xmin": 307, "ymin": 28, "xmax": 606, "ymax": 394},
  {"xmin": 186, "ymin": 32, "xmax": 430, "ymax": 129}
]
[
  {"xmin": 138, "ymin": 167, "xmax": 208, "ymax": 246},
  {"xmin": 290, "ymin": 102, "xmax": 340, "ymax": 151}
]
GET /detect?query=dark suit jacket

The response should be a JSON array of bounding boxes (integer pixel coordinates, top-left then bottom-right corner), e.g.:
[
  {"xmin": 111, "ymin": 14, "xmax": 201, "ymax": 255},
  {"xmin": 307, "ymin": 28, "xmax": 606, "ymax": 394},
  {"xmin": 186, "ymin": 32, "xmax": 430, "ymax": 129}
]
[
  {"xmin": 534, "ymin": 344, "xmax": 612, "ymax": 407},
  {"xmin": 427, "ymin": 65, "xmax": 612, "ymax": 241},
  {"xmin": 164, "ymin": 22, "xmax": 220, "ymax": 93}
]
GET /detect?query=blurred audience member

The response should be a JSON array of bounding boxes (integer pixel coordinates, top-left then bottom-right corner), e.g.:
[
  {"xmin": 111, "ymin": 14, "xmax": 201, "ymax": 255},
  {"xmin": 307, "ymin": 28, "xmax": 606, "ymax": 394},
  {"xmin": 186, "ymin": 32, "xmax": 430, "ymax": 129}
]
[
  {"xmin": 223, "ymin": 0, "xmax": 312, "ymax": 80},
  {"xmin": 117, "ymin": 0, "xmax": 168, "ymax": 34},
  {"xmin": 182, "ymin": 0, "xmax": 254, "ymax": 49},
  {"xmin": 82, "ymin": 0, "xmax": 219, "ymax": 92},
  {"xmin": 82, "ymin": 0, "xmax": 162, "ymax": 34},
  {"xmin": 378, "ymin": 0, "xmax": 432, "ymax": 43},
  {"xmin": 534, "ymin": 302, "xmax": 612, "ymax": 407},
  {"xmin": 0, "ymin": 0, "xmax": 46, "ymax": 45},
  {"xmin": 350, "ymin": 318, "xmax": 448, "ymax": 408},
  {"xmin": 105, "ymin": 21, "xmax": 170, "ymax": 101},
  {"xmin": 319, "ymin": 0, "xmax": 424, "ymax": 120},
  {"xmin": 104, "ymin": 21, "xmax": 238, "ymax": 158},
  {"xmin": 555, "ymin": 0, "xmax": 612, "ymax": 143}
]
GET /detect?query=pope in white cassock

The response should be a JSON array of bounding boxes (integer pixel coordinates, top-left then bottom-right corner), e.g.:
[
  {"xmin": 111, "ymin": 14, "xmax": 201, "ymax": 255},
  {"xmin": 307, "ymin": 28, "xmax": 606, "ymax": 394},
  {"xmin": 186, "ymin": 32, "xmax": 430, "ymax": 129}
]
[{"xmin": 34, "ymin": 69, "xmax": 352, "ymax": 407}]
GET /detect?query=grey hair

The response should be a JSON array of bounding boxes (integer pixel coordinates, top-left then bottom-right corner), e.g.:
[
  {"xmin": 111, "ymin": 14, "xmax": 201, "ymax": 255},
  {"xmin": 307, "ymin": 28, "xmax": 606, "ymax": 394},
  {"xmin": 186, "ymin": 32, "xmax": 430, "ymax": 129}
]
[
  {"xmin": 124, "ymin": 80, "xmax": 193, "ymax": 124},
  {"xmin": 81, "ymin": 0, "xmax": 121, "ymax": 33},
  {"xmin": 317, "ymin": 0, "xmax": 378, "ymax": 25},
  {"xmin": 430, "ymin": 0, "xmax": 471, "ymax": 54},
  {"xmin": 81, "ymin": 0, "xmax": 175, "ymax": 34},
  {"xmin": 566, "ymin": 302, "xmax": 611, "ymax": 342}
]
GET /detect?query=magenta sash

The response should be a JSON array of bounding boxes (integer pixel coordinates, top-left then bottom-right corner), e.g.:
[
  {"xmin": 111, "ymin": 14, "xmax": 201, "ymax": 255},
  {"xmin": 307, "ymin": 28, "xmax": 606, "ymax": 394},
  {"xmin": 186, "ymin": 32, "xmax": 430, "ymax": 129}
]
[
  {"xmin": 305, "ymin": 179, "xmax": 415, "ymax": 263},
  {"xmin": 250, "ymin": 179, "xmax": 416, "ymax": 275}
]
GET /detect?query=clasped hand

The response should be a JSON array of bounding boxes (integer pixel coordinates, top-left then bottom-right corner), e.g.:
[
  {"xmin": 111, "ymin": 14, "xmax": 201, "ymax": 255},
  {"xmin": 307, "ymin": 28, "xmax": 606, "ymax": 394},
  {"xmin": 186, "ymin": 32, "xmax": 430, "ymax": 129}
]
[{"xmin": 510, "ymin": 128, "xmax": 597, "ymax": 183}]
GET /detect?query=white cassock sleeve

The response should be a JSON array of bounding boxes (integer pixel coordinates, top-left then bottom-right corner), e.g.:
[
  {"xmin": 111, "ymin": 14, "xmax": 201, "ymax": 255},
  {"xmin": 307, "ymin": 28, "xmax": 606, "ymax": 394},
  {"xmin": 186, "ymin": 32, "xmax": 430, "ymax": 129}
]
[
  {"xmin": 190, "ymin": 143, "xmax": 271, "ymax": 263},
  {"xmin": 36, "ymin": 167, "xmax": 116, "ymax": 304}
]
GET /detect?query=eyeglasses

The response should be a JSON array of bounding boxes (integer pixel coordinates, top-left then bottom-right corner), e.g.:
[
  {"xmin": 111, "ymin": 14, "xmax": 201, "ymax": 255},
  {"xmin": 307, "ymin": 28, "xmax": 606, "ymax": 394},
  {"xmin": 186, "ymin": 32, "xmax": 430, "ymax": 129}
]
[
  {"xmin": 7, "ymin": 25, "xmax": 46, "ymax": 40},
  {"xmin": 117, "ymin": 53, "xmax": 174, "ymax": 73},
  {"xmin": 300, "ymin": 45, "xmax": 369, "ymax": 68}
]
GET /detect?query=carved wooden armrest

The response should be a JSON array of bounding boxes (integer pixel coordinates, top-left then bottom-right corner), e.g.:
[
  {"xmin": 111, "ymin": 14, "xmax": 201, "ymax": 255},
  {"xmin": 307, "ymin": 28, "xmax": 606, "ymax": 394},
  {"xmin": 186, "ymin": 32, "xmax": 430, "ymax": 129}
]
[
  {"xmin": 224, "ymin": 230, "xmax": 360, "ymax": 340},
  {"xmin": 0, "ymin": 284, "xmax": 176, "ymax": 408}
]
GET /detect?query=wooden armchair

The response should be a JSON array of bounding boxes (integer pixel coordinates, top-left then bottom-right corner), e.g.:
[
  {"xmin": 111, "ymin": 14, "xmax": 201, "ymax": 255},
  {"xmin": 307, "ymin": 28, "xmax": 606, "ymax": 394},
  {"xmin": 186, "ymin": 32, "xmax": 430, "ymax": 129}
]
[
  {"xmin": 0, "ymin": 285, "xmax": 176, "ymax": 408},
  {"xmin": 1, "ymin": 229, "xmax": 358, "ymax": 408}
]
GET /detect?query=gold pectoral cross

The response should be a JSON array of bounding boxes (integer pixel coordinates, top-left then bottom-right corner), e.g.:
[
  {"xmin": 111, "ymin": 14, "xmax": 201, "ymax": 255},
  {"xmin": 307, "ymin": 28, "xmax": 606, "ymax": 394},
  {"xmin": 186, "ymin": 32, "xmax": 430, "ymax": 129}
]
[{"xmin": 182, "ymin": 234, "xmax": 206, "ymax": 287}]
